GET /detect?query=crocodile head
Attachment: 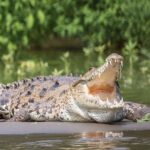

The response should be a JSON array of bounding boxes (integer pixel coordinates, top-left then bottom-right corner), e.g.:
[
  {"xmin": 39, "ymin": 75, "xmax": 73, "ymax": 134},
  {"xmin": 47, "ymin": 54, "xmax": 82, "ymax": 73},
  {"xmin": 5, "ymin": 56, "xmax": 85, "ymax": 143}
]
[{"xmin": 69, "ymin": 53, "xmax": 124, "ymax": 123}]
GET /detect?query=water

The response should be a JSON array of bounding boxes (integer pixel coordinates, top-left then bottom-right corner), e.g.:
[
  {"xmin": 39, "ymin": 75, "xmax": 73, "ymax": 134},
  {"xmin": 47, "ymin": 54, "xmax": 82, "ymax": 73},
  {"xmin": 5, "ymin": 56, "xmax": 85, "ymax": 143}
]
[
  {"xmin": 0, "ymin": 49, "xmax": 149, "ymax": 149},
  {"xmin": 0, "ymin": 131, "xmax": 150, "ymax": 150}
]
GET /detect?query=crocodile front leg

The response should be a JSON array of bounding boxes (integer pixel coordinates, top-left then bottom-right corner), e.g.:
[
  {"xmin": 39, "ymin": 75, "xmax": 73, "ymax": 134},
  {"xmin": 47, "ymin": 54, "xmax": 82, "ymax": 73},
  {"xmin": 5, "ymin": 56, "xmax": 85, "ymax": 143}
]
[
  {"xmin": 8, "ymin": 104, "xmax": 53, "ymax": 122},
  {"xmin": 7, "ymin": 108, "xmax": 30, "ymax": 121},
  {"xmin": 123, "ymin": 102, "xmax": 150, "ymax": 121}
]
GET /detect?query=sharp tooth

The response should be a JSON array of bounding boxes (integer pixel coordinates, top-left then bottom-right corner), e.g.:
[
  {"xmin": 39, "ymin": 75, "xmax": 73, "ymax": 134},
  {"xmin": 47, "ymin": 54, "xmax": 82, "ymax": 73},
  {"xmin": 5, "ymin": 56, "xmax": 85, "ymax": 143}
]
[
  {"xmin": 121, "ymin": 61, "xmax": 123, "ymax": 68},
  {"xmin": 106, "ymin": 99, "xmax": 108, "ymax": 105},
  {"xmin": 120, "ymin": 98, "xmax": 123, "ymax": 102},
  {"xmin": 120, "ymin": 98, "xmax": 124, "ymax": 105},
  {"xmin": 106, "ymin": 98, "xmax": 110, "ymax": 106}
]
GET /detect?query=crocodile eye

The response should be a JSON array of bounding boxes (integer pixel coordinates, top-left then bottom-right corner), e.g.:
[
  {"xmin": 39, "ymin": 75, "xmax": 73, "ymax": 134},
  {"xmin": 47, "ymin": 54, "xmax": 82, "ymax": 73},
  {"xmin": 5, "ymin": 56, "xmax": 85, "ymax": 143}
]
[{"xmin": 72, "ymin": 79, "xmax": 86, "ymax": 87}]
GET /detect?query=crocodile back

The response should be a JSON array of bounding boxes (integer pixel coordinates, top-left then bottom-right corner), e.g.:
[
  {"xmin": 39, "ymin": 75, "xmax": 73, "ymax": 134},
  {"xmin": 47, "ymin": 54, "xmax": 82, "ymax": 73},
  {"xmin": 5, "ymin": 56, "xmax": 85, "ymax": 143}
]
[{"xmin": 0, "ymin": 76, "xmax": 79, "ymax": 119}]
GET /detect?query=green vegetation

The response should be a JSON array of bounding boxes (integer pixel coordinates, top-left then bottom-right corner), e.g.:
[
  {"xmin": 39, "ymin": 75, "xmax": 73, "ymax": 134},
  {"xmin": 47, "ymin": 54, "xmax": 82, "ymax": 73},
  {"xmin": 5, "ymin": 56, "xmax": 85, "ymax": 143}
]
[
  {"xmin": 0, "ymin": 0, "xmax": 150, "ymax": 52},
  {"xmin": 138, "ymin": 113, "xmax": 150, "ymax": 122}
]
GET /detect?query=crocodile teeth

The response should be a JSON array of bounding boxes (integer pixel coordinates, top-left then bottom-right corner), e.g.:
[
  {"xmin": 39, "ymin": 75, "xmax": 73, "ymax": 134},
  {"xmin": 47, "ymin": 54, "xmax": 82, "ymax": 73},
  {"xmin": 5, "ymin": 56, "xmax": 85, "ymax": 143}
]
[
  {"xmin": 93, "ymin": 96, "xmax": 124, "ymax": 109},
  {"xmin": 121, "ymin": 61, "xmax": 123, "ymax": 67},
  {"xmin": 110, "ymin": 60, "xmax": 113, "ymax": 65},
  {"xmin": 106, "ymin": 98, "xmax": 111, "ymax": 106},
  {"xmin": 120, "ymin": 98, "xmax": 124, "ymax": 105}
]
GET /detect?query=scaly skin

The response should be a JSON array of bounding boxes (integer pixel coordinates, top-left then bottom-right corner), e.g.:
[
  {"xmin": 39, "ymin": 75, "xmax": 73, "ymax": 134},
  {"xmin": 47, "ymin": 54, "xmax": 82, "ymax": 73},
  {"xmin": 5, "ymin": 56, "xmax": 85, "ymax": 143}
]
[{"xmin": 0, "ymin": 53, "xmax": 149, "ymax": 122}]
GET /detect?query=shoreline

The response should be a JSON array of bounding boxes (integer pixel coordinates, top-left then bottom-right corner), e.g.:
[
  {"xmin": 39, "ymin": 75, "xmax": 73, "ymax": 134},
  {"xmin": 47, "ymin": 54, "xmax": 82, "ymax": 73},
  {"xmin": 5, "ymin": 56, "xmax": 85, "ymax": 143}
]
[{"xmin": 0, "ymin": 120, "xmax": 150, "ymax": 135}]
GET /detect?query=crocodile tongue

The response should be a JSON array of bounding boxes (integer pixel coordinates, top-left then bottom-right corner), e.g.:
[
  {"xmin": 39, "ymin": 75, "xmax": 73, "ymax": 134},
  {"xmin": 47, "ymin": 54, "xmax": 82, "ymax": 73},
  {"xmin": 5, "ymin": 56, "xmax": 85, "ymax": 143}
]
[
  {"xmin": 87, "ymin": 66, "xmax": 118, "ymax": 102},
  {"xmin": 87, "ymin": 77, "xmax": 114, "ymax": 95}
]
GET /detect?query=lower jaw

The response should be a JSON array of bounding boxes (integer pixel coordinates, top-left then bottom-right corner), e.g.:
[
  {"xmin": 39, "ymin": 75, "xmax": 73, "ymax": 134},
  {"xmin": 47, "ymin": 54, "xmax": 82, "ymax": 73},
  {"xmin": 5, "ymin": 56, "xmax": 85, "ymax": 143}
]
[{"xmin": 88, "ymin": 107, "xmax": 123, "ymax": 123}]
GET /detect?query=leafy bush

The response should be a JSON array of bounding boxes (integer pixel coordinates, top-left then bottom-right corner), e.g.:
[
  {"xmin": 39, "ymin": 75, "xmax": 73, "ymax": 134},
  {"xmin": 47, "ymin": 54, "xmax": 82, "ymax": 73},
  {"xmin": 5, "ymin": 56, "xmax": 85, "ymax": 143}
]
[{"xmin": 0, "ymin": 0, "xmax": 150, "ymax": 53}]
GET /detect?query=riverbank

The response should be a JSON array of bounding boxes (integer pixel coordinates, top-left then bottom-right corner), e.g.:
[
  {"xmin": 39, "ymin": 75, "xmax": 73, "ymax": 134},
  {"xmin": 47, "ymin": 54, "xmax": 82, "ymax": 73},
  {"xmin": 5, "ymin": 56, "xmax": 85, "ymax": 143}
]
[{"xmin": 0, "ymin": 120, "xmax": 149, "ymax": 135}]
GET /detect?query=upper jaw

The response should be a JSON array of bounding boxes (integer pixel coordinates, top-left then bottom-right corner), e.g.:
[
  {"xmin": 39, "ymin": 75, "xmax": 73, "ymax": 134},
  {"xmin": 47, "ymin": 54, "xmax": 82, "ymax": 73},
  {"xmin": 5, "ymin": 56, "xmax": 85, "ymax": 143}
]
[
  {"xmin": 81, "ymin": 53, "xmax": 123, "ymax": 82},
  {"xmin": 72, "ymin": 53, "xmax": 123, "ymax": 87},
  {"xmin": 92, "ymin": 53, "xmax": 123, "ymax": 81}
]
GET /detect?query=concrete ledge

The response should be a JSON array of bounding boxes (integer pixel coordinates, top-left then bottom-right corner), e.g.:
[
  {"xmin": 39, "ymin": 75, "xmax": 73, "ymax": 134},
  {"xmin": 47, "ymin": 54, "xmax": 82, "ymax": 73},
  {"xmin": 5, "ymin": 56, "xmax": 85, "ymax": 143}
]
[{"xmin": 0, "ymin": 120, "xmax": 150, "ymax": 135}]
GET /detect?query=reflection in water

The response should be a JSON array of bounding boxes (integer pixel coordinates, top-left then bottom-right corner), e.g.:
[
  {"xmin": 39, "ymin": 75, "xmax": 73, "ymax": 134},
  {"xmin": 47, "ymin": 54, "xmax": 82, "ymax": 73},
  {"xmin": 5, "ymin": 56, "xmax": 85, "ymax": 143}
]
[
  {"xmin": 80, "ymin": 131, "xmax": 124, "ymax": 139},
  {"xmin": 18, "ymin": 131, "xmax": 125, "ymax": 150},
  {"xmin": 73, "ymin": 132, "xmax": 124, "ymax": 150},
  {"xmin": 0, "ymin": 131, "xmax": 149, "ymax": 150}
]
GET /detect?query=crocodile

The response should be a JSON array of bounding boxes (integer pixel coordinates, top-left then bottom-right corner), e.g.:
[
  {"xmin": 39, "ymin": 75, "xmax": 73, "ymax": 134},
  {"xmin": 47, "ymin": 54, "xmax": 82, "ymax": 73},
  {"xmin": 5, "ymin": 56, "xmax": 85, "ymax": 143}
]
[{"xmin": 0, "ymin": 53, "xmax": 149, "ymax": 122}]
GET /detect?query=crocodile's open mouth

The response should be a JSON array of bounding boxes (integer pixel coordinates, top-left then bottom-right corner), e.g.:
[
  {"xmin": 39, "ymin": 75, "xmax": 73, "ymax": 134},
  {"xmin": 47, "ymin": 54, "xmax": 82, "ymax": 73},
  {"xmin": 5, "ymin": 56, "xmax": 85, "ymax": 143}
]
[{"xmin": 86, "ymin": 53, "xmax": 124, "ymax": 108}]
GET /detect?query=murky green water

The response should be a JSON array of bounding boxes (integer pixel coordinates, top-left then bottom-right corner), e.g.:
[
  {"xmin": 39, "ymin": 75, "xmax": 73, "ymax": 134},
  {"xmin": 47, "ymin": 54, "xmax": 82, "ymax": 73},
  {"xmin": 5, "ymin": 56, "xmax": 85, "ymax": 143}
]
[
  {"xmin": 0, "ymin": 50, "xmax": 149, "ymax": 149},
  {"xmin": 0, "ymin": 131, "xmax": 150, "ymax": 150}
]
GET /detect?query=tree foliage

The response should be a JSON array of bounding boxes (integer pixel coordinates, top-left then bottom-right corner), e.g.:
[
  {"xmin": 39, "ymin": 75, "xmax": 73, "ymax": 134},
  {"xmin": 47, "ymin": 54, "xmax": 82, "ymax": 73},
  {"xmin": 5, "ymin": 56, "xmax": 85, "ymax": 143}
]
[{"xmin": 0, "ymin": 0, "xmax": 150, "ymax": 52}]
